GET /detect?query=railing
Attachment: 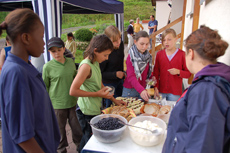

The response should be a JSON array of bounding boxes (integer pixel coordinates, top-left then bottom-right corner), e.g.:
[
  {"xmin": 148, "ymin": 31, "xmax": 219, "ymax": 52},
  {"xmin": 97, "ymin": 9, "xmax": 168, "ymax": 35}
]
[{"xmin": 149, "ymin": 16, "xmax": 183, "ymax": 63}]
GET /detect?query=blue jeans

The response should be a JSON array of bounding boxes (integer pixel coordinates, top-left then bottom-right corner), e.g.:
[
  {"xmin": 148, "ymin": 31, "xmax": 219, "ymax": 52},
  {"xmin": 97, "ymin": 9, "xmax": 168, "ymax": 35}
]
[
  {"xmin": 122, "ymin": 87, "xmax": 141, "ymax": 99},
  {"xmin": 76, "ymin": 109, "xmax": 96, "ymax": 153},
  {"xmin": 103, "ymin": 80, "xmax": 123, "ymax": 108},
  {"xmin": 150, "ymin": 38, "xmax": 152, "ymax": 49},
  {"xmin": 160, "ymin": 93, "xmax": 180, "ymax": 101}
]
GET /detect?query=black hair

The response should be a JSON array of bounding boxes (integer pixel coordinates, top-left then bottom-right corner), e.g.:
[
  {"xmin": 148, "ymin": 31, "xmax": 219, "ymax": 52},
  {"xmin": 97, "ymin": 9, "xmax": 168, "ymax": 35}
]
[
  {"xmin": 0, "ymin": 8, "xmax": 41, "ymax": 44},
  {"xmin": 67, "ymin": 32, "xmax": 75, "ymax": 40}
]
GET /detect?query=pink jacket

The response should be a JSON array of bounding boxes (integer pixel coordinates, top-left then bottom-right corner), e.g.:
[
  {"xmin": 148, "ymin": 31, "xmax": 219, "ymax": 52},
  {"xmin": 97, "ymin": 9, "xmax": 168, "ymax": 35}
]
[{"xmin": 123, "ymin": 55, "xmax": 151, "ymax": 94}]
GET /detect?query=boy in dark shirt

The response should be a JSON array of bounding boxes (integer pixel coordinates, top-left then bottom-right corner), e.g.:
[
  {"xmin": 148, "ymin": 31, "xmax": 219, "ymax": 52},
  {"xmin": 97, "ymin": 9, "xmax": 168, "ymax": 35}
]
[{"xmin": 100, "ymin": 25, "xmax": 125, "ymax": 107}]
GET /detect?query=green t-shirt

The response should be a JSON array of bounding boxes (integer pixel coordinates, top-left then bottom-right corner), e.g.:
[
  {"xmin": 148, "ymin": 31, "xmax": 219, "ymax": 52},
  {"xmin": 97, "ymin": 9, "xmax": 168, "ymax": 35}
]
[
  {"xmin": 77, "ymin": 59, "xmax": 102, "ymax": 115},
  {"xmin": 42, "ymin": 57, "xmax": 77, "ymax": 109}
]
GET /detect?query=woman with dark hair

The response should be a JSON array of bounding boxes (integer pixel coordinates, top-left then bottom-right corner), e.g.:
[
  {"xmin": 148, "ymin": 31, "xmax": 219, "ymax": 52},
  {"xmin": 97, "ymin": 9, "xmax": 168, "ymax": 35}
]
[
  {"xmin": 0, "ymin": 8, "xmax": 60, "ymax": 152},
  {"xmin": 162, "ymin": 26, "xmax": 230, "ymax": 153}
]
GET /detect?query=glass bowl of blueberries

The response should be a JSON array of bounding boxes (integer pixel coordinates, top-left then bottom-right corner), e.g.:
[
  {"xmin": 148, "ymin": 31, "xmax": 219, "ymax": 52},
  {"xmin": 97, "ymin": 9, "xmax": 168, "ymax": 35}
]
[{"xmin": 90, "ymin": 114, "xmax": 127, "ymax": 143}]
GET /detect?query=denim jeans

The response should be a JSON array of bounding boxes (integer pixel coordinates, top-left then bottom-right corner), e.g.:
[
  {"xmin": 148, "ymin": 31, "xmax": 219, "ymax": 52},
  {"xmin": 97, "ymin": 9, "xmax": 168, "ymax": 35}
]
[
  {"xmin": 103, "ymin": 80, "xmax": 123, "ymax": 108},
  {"xmin": 160, "ymin": 93, "xmax": 180, "ymax": 101},
  {"xmin": 76, "ymin": 109, "xmax": 96, "ymax": 153},
  {"xmin": 150, "ymin": 38, "xmax": 152, "ymax": 49},
  {"xmin": 122, "ymin": 87, "xmax": 141, "ymax": 99}
]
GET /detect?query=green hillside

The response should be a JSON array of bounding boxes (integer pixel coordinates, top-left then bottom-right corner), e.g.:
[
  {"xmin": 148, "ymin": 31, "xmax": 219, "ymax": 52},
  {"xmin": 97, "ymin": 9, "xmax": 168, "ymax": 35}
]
[
  {"xmin": 62, "ymin": 0, "xmax": 155, "ymax": 29},
  {"xmin": 0, "ymin": 0, "xmax": 155, "ymax": 38}
]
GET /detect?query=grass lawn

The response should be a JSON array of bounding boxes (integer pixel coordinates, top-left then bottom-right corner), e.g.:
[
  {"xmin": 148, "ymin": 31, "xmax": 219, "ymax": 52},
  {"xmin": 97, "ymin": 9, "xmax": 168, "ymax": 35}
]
[{"xmin": 75, "ymin": 49, "xmax": 84, "ymax": 64}]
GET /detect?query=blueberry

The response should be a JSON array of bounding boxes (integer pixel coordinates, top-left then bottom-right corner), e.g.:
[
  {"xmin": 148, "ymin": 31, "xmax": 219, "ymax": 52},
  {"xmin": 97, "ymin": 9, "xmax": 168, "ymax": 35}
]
[{"xmin": 95, "ymin": 117, "xmax": 124, "ymax": 130}]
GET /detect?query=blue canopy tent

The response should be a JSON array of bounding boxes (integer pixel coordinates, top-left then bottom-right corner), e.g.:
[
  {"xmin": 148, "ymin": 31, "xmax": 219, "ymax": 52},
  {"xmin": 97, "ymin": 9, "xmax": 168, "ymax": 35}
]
[{"xmin": 0, "ymin": 0, "xmax": 124, "ymax": 72}]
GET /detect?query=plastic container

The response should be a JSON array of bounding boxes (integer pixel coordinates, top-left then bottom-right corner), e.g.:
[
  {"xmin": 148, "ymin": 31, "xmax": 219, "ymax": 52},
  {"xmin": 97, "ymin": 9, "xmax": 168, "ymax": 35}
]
[
  {"xmin": 90, "ymin": 114, "xmax": 127, "ymax": 143},
  {"xmin": 128, "ymin": 116, "xmax": 166, "ymax": 146},
  {"xmin": 105, "ymin": 86, "xmax": 115, "ymax": 95},
  {"xmin": 146, "ymin": 88, "xmax": 154, "ymax": 96}
]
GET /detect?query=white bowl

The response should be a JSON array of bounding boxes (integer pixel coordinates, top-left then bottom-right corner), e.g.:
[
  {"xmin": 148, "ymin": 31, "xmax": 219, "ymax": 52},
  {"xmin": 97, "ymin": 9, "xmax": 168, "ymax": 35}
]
[
  {"xmin": 90, "ymin": 114, "xmax": 127, "ymax": 143},
  {"xmin": 128, "ymin": 116, "xmax": 166, "ymax": 146}
]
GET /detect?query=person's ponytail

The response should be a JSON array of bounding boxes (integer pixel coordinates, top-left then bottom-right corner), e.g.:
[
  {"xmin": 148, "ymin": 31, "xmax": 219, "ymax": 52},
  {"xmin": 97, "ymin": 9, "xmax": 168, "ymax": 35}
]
[{"xmin": 0, "ymin": 21, "xmax": 7, "ymax": 36}]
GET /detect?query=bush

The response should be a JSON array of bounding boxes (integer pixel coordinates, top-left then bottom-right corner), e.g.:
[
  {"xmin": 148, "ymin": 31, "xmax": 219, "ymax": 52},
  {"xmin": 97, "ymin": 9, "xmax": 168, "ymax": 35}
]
[
  {"xmin": 75, "ymin": 28, "xmax": 93, "ymax": 42},
  {"xmin": 76, "ymin": 41, "xmax": 89, "ymax": 51},
  {"xmin": 94, "ymin": 23, "xmax": 116, "ymax": 35}
]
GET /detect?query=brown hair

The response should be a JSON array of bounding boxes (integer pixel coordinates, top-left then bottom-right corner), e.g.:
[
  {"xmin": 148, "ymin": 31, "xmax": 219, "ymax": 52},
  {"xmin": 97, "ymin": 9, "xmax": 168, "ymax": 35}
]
[
  {"xmin": 185, "ymin": 25, "xmax": 229, "ymax": 62},
  {"xmin": 104, "ymin": 25, "xmax": 121, "ymax": 42},
  {"xmin": 84, "ymin": 34, "xmax": 113, "ymax": 63},
  {"xmin": 0, "ymin": 8, "xmax": 41, "ymax": 43},
  {"xmin": 134, "ymin": 31, "xmax": 149, "ymax": 41},
  {"xmin": 161, "ymin": 28, "xmax": 177, "ymax": 42}
]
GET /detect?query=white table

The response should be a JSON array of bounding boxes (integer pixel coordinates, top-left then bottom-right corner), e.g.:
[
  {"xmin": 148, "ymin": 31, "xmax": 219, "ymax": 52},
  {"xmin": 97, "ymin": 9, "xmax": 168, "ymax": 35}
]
[
  {"xmin": 82, "ymin": 100, "xmax": 175, "ymax": 153},
  {"xmin": 82, "ymin": 128, "xmax": 166, "ymax": 153}
]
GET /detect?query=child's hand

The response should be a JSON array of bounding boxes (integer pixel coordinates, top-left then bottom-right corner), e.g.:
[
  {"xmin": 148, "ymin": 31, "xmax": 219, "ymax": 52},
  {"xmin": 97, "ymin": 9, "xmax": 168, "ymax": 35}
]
[
  {"xmin": 140, "ymin": 90, "xmax": 150, "ymax": 102},
  {"xmin": 114, "ymin": 99, "xmax": 127, "ymax": 106},
  {"xmin": 168, "ymin": 68, "xmax": 180, "ymax": 75},
  {"xmin": 97, "ymin": 87, "xmax": 114, "ymax": 99},
  {"xmin": 154, "ymin": 87, "xmax": 160, "ymax": 99},
  {"xmin": 116, "ymin": 71, "xmax": 125, "ymax": 79}
]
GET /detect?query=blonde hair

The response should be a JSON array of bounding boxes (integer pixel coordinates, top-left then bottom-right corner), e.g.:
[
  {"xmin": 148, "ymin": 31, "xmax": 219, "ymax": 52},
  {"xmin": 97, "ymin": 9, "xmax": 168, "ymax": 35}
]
[
  {"xmin": 104, "ymin": 25, "xmax": 121, "ymax": 42},
  {"xmin": 161, "ymin": 28, "xmax": 177, "ymax": 42}
]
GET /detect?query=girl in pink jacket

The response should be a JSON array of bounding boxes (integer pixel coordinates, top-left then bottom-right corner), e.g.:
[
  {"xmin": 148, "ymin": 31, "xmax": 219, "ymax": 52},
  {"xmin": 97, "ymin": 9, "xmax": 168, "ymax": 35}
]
[{"xmin": 122, "ymin": 31, "xmax": 153, "ymax": 101}]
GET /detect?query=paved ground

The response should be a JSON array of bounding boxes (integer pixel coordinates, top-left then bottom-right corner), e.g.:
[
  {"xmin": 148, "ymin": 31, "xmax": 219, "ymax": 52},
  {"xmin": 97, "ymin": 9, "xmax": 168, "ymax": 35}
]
[
  {"xmin": 62, "ymin": 25, "xmax": 96, "ymax": 34},
  {"xmin": 0, "ymin": 123, "xmax": 77, "ymax": 153}
]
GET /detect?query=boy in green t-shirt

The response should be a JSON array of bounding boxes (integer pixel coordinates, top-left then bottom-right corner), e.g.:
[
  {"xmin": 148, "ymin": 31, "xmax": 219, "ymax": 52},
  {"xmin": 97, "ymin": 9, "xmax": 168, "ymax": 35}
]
[{"xmin": 42, "ymin": 37, "xmax": 82, "ymax": 153}]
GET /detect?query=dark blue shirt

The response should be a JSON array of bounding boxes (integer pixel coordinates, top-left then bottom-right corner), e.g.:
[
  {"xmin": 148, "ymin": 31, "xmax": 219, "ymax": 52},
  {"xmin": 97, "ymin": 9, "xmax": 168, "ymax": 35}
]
[
  {"xmin": 0, "ymin": 53, "xmax": 60, "ymax": 152},
  {"xmin": 163, "ymin": 75, "xmax": 230, "ymax": 153},
  {"xmin": 127, "ymin": 24, "xmax": 134, "ymax": 35},
  {"xmin": 148, "ymin": 20, "xmax": 158, "ymax": 34},
  {"xmin": 4, "ymin": 46, "xmax": 11, "ymax": 60}
]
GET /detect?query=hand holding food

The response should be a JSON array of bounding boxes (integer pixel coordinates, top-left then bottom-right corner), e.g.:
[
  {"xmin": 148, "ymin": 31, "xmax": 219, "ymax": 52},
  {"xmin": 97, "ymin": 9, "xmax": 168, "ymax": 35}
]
[
  {"xmin": 113, "ymin": 99, "xmax": 127, "ymax": 106},
  {"xmin": 98, "ymin": 87, "xmax": 114, "ymax": 99},
  {"xmin": 140, "ymin": 90, "xmax": 150, "ymax": 102}
]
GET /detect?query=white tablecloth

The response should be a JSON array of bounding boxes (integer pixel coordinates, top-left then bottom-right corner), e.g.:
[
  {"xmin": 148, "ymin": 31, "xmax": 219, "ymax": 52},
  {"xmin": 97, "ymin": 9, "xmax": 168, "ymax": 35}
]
[
  {"xmin": 82, "ymin": 100, "xmax": 176, "ymax": 153},
  {"xmin": 82, "ymin": 128, "xmax": 166, "ymax": 153}
]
